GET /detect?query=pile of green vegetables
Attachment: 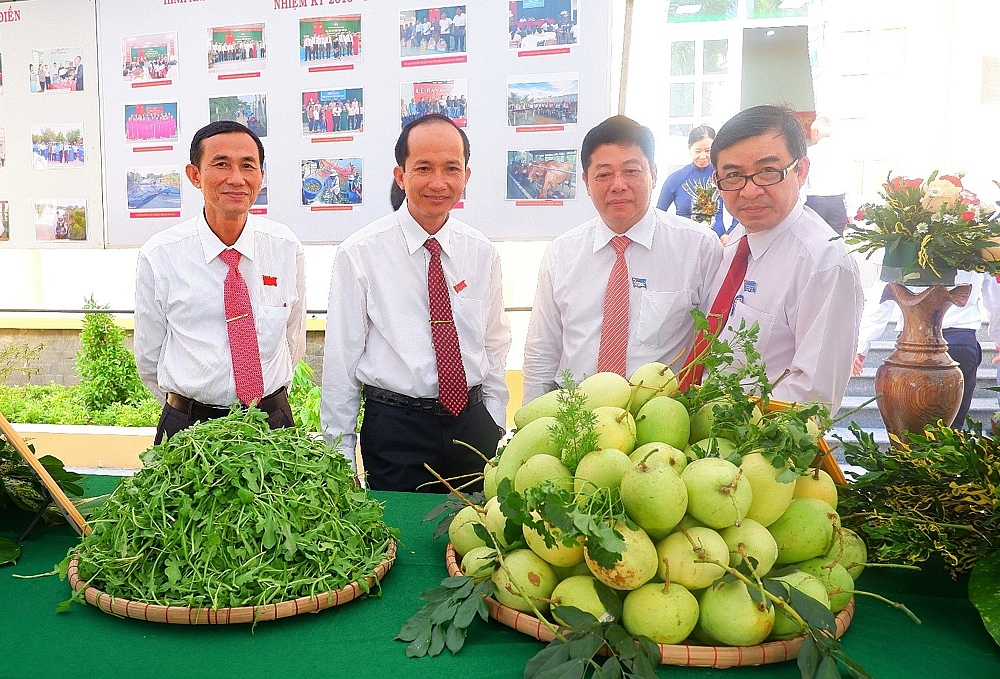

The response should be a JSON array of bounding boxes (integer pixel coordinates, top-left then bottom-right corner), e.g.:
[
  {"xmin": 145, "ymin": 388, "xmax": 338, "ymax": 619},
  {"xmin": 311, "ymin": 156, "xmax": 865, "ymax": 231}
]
[{"xmin": 63, "ymin": 408, "xmax": 396, "ymax": 610}]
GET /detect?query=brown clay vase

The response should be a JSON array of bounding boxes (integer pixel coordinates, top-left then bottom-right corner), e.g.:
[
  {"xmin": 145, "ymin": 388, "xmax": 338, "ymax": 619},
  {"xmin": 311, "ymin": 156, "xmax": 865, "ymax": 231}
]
[{"xmin": 874, "ymin": 282, "xmax": 972, "ymax": 440}]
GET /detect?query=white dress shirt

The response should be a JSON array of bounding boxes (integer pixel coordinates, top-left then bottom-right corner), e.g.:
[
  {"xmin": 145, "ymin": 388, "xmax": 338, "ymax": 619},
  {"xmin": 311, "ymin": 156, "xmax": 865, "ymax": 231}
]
[
  {"xmin": 321, "ymin": 203, "xmax": 512, "ymax": 466},
  {"xmin": 522, "ymin": 207, "xmax": 723, "ymax": 403},
  {"xmin": 857, "ymin": 271, "xmax": 990, "ymax": 356},
  {"xmin": 134, "ymin": 213, "xmax": 306, "ymax": 407},
  {"xmin": 706, "ymin": 200, "xmax": 864, "ymax": 412}
]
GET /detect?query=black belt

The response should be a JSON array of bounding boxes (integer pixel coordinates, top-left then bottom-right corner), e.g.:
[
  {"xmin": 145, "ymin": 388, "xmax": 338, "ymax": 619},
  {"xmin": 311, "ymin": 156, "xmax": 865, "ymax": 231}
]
[
  {"xmin": 363, "ymin": 384, "xmax": 483, "ymax": 416},
  {"xmin": 166, "ymin": 387, "xmax": 289, "ymax": 421}
]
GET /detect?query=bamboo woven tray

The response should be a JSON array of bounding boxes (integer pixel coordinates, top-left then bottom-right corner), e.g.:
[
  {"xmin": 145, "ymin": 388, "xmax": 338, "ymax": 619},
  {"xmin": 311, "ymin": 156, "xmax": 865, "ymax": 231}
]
[
  {"xmin": 67, "ymin": 539, "xmax": 396, "ymax": 624},
  {"xmin": 445, "ymin": 543, "xmax": 854, "ymax": 668}
]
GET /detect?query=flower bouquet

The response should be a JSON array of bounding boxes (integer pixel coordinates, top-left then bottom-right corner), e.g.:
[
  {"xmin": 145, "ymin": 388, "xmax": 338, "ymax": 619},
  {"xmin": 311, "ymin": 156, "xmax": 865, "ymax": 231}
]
[
  {"xmin": 846, "ymin": 172, "xmax": 1000, "ymax": 285},
  {"xmin": 682, "ymin": 178, "xmax": 721, "ymax": 226}
]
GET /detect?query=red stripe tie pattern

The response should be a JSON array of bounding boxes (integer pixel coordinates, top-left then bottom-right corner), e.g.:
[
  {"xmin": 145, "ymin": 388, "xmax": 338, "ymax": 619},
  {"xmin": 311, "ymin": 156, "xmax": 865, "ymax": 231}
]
[
  {"xmin": 424, "ymin": 238, "xmax": 468, "ymax": 417},
  {"xmin": 679, "ymin": 235, "xmax": 751, "ymax": 390},
  {"xmin": 596, "ymin": 235, "xmax": 632, "ymax": 376},
  {"xmin": 219, "ymin": 249, "xmax": 265, "ymax": 406}
]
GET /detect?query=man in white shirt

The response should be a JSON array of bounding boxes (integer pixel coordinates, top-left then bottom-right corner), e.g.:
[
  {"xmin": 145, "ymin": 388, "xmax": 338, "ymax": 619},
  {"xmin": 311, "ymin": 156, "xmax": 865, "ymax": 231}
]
[
  {"xmin": 522, "ymin": 115, "xmax": 723, "ymax": 402},
  {"xmin": 322, "ymin": 114, "xmax": 510, "ymax": 492},
  {"xmin": 452, "ymin": 7, "xmax": 466, "ymax": 52},
  {"xmin": 704, "ymin": 105, "xmax": 864, "ymax": 412},
  {"xmin": 439, "ymin": 12, "xmax": 453, "ymax": 51},
  {"xmin": 135, "ymin": 121, "xmax": 306, "ymax": 443},
  {"xmin": 854, "ymin": 271, "xmax": 991, "ymax": 426},
  {"xmin": 804, "ymin": 116, "xmax": 852, "ymax": 235}
]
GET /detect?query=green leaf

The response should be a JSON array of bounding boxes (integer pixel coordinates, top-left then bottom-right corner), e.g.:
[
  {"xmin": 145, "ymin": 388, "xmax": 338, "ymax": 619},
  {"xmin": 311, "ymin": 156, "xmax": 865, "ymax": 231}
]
[
  {"xmin": 969, "ymin": 550, "xmax": 1000, "ymax": 646},
  {"xmin": 395, "ymin": 609, "xmax": 431, "ymax": 642},
  {"xmin": 405, "ymin": 627, "xmax": 431, "ymax": 658},
  {"xmin": 0, "ymin": 536, "xmax": 21, "ymax": 566},
  {"xmin": 551, "ymin": 605, "xmax": 597, "ymax": 630},
  {"xmin": 797, "ymin": 634, "xmax": 821, "ymax": 677},
  {"xmin": 815, "ymin": 655, "xmax": 841, "ymax": 679},
  {"xmin": 429, "ymin": 599, "xmax": 459, "ymax": 625},
  {"xmin": 428, "ymin": 622, "xmax": 446, "ymax": 657},
  {"xmin": 525, "ymin": 641, "xmax": 572, "ymax": 679},
  {"xmin": 534, "ymin": 656, "xmax": 588, "ymax": 679},
  {"xmin": 788, "ymin": 587, "xmax": 836, "ymax": 633},
  {"xmin": 453, "ymin": 591, "xmax": 482, "ymax": 628},
  {"xmin": 445, "ymin": 621, "xmax": 466, "ymax": 654},
  {"xmin": 568, "ymin": 634, "xmax": 603, "ymax": 660}
]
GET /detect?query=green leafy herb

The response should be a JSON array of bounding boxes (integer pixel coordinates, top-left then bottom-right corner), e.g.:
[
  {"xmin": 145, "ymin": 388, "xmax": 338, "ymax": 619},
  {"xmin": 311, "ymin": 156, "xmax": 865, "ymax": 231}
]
[
  {"xmin": 550, "ymin": 371, "xmax": 599, "ymax": 474},
  {"xmin": 62, "ymin": 408, "xmax": 396, "ymax": 610},
  {"xmin": 0, "ymin": 434, "xmax": 83, "ymax": 518},
  {"xmin": 838, "ymin": 421, "xmax": 1000, "ymax": 577},
  {"xmin": 423, "ymin": 492, "xmax": 486, "ymax": 541},
  {"xmin": 396, "ymin": 575, "xmax": 493, "ymax": 657},
  {"xmin": 525, "ymin": 606, "xmax": 660, "ymax": 679},
  {"xmin": 76, "ymin": 297, "xmax": 151, "ymax": 410}
]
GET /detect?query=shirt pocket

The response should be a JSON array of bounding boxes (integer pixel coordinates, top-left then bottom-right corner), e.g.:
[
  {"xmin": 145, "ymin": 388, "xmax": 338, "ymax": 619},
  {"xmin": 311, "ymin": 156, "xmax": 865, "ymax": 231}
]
[
  {"xmin": 452, "ymin": 295, "xmax": 487, "ymax": 342},
  {"xmin": 726, "ymin": 301, "xmax": 776, "ymax": 351},
  {"xmin": 636, "ymin": 289, "xmax": 691, "ymax": 347},
  {"xmin": 255, "ymin": 305, "xmax": 291, "ymax": 360}
]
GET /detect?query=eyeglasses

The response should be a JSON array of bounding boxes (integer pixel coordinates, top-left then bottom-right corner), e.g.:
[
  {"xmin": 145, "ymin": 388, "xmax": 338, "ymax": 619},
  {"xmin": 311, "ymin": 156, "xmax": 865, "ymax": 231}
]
[{"xmin": 715, "ymin": 158, "xmax": 801, "ymax": 192}]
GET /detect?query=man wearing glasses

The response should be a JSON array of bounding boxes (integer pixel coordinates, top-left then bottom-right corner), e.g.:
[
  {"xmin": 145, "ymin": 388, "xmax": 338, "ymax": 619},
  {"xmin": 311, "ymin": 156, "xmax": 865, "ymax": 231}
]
[{"xmin": 700, "ymin": 105, "xmax": 863, "ymax": 412}]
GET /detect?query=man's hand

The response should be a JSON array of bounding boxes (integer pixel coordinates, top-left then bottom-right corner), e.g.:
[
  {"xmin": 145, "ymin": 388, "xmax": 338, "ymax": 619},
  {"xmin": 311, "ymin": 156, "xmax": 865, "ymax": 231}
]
[{"xmin": 852, "ymin": 353, "xmax": 866, "ymax": 376}]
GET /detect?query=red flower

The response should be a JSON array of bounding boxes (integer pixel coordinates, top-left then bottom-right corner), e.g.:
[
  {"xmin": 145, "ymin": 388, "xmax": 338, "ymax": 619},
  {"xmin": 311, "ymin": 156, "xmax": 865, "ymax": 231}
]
[
  {"xmin": 884, "ymin": 177, "xmax": 922, "ymax": 192},
  {"xmin": 941, "ymin": 174, "xmax": 963, "ymax": 187},
  {"xmin": 961, "ymin": 210, "xmax": 977, "ymax": 221},
  {"xmin": 855, "ymin": 207, "xmax": 867, "ymax": 221}
]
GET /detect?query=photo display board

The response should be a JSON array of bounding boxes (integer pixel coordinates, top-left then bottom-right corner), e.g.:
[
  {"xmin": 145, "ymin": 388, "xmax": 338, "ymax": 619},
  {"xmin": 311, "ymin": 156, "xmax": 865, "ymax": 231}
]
[
  {"xmin": 97, "ymin": 0, "xmax": 610, "ymax": 245},
  {"xmin": 0, "ymin": 0, "xmax": 106, "ymax": 248}
]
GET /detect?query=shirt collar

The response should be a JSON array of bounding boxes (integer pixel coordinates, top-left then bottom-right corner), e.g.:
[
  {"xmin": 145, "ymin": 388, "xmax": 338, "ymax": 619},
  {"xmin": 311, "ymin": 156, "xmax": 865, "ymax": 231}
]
[
  {"xmin": 198, "ymin": 212, "xmax": 257, "ymax": 264},
  {"xmin": 743, "ymin": 198, "xmax": 804, "ymax": 259},
  {"xmin": 592, "ymin": 205, "xmax": 655, "ymax": 253},
  {"xmin": 397, "ymin": 199, "xmax": 453, "ymax": 256}
]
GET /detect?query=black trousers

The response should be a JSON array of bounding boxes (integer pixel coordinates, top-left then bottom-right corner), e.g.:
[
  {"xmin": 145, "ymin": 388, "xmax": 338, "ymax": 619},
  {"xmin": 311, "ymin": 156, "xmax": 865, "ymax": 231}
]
[
  {"xmin": 360, "ymin": 399, "xmax": 500, "ymax": 493},
  {"xmin": 154, "ymin": 398, "xmax": 294, "ymax": 444},
  {"xmin": 943, "ymin": 328, "xmax": 981, "ymax": 428},
  {"xmin": 805, "ymin": 194, "xmax": 849, "ymax": 235}
]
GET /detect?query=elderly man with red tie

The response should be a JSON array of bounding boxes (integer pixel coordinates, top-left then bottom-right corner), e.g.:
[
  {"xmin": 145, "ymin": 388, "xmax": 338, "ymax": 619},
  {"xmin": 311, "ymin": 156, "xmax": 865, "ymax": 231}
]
[
  {"xmin": 682, "ymin": 105, "xmax": 864, "ymax": 412},
  {"xmin": 522, "ymin": 115, "xmax": 723, "ymax": 403}
]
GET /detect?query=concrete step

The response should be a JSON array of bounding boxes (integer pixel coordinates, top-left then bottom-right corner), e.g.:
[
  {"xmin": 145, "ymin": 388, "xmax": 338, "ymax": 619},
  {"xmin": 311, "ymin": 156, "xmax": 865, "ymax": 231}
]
[
  {"xmin": 834, "ymin": 396, "xmax": 997, "ymax": 429},
  {"xmin": 845, "ymin": 369, "xmax": 1000, "ymax": 400}
]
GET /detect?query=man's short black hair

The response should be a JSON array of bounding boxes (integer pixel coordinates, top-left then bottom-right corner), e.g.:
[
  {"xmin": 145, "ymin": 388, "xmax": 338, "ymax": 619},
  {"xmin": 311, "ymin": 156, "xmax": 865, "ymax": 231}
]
[
  {"xmin": 390, "ymin": 114, "xmax": 470, "ymax": 210},
  {"xmin": 581, "ymin": 115, "xmax": 655, "ymax": 172},
  {"xmin": 710, "ymin": 105, "xmax": 806, "ymax": 168},
  {"xmin": 189, "ymin": 120, "xmax": 265, "ymax": 167}
]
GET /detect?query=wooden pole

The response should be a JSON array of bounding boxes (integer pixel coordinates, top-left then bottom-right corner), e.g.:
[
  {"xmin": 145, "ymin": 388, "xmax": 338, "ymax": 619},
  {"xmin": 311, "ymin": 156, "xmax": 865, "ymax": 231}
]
[
  {"xmin": 618, "ymin": 0, "xmax": 634, "ymax": 115},
  {"xmin": 0, "ymin": 410, "xmax": 90, "ymax": 536}
]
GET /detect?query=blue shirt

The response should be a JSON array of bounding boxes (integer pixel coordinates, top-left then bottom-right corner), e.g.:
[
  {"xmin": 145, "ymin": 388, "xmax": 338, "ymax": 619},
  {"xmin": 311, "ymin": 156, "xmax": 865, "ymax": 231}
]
[{"xmin": 656, "ymin": 163, "xmax": 728, "ymax": 237}]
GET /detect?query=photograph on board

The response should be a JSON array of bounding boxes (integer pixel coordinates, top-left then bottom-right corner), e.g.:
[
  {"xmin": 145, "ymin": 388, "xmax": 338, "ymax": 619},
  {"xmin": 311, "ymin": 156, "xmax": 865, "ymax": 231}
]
[
  {"xmin": 400, "ymin": 79, "xmax": 467, "ymax": 128},
  {"xmin": 254, "ymin": 162, "xmax": 268, "ymax": 208},
  {"xmin": 122, "ymin": 33, "xmax": 178, "ymax": 83},
  {"xmin": 34, "ymin": 198, "xmax": 87, "ymax": 242},
  {"xmin": 507, "ymin": 149, "xmax": 577, "ymax": 200},
  {"xmin": 29, "ymin": 47, "xmax": 84, "ymax": 93},
  {"xmin": 31, "ymin": 124, "xmax": 85, "ymax": 170},
  {"xmin": 0, "ymin": 201, "xmax": 8, "ymax": 242},
  {"xmin": 399, "ymin": 6, "xmax": 467, "ymax": 59},
  {"xmin": 0, "ymin": 52, "xmax": 3, "ymax": 95},
  {"xmin": 125, "ymin": 102, "xmax": 179, "ymax": 144},
  {"xmin": 0, "ymin": 127, "xmax": 6, "ymax": 168},
  {"xmin": 301, "ymin": 88, "xmax": 364, "ymax": 136},
  {"xmin": 507, "ymin": 73, "xmax": 579, "ymax": 127},
  {"xmin": 509, "ymin": 0, "xmax": 579, "ymax": 50},
  {"xmin": 301, "ymin": 158, "xmax": 363, "ymax": 206},
  {"xmin": 208, "ymin": 24, "xmax": 266, "ymax": 74},
  {"xmin": 127, "ymin": 167, "xmax": 182, "ymax": 212},
  {"xmin": 299, "ymin": 15, "xmax": 361, "ymax": 65},
  {"xmin": 209, "ymin": 94, "xmax": 267, "ymax": 138}
]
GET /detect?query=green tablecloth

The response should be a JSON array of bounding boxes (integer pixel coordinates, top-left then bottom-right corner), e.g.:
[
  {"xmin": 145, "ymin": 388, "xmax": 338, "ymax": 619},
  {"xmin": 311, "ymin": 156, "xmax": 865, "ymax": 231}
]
[{"xmin": 2, "ymin": 477, "xmax": 999, "ymax": 679}]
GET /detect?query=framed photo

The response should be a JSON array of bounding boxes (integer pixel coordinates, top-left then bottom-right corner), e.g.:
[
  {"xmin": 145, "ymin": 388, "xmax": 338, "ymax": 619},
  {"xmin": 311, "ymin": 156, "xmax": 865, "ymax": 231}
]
[
  {"xmin": 301, "ymin": 158, "xmax": 363, "ymax": 206},
  {"xmin": 301, "ymin": 88, "xmax": 364, "ymax": 137},
  {"xmin": 0, "ymin": 200, "xmax": 8, "ymax": 242},
  {"xmin": 126, "ymin": 167, "xmax": 182, "ymax": 212},
  {"xmin": 299, "ymin": 15, "xmax": 362, "ymax": 65},
  {"xmin": 507, "ymin": 149, "xmax": 578, "ymax": 200},
  {"xmin": 399, "ymin": 6, "xmax": 467, "ymax": 62},
  {"xmin": 209, "ymin": 93, "xmax": 267, "ymax": 138},
  {"xmin": 29, "ymin": 47, "xmax": 84, "ymax": 93},
  {"xmin": 122, "ymin": 33, "xmax": 178, "ymax": 83},
  {"xmin": 509, "ymin": 0, "xmax": 579, "ymax": 50},
  {"xmin": 209, "ymin": 24, "xmax": 266, "ymax": 74},
  {"xmin": 0, "ymin": 126, "xmax": 6, "ymax": 168},
  {"xmin": 125, "ymin": 102, "xmax": 178, "ymax": 143},
  {"xmin": 507, "ymin": 73, "xmax": 579, "ymax": 127},
  {"xmin": 401, "ymin": 78, "xmax": 467, "ymax": 128},
  {"xmin": 31, "ymin": 124, "xmax": 86, "ymax": 170},
  {"xmin": 33, "ymin": 198, "xmax": 87, "ymax": 242}
]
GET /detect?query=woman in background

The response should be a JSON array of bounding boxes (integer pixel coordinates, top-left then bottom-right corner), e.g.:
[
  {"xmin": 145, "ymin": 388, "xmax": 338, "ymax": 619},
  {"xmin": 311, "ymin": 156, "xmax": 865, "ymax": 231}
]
[{"xmin": 656, "ymin": 125, "xmax": 730, "ymax": 238}]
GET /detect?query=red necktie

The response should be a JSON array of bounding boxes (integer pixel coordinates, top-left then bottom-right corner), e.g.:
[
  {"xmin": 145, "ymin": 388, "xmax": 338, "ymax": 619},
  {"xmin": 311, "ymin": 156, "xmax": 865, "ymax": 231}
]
[
  {"xmin": 219, "ymin": 249, "xmax": 264, "ymax": 406},
  {"xmin": 425, "ymin": 238, "xmax": 468, "ymax": 416},
  {"xmin": 679, "ymin": 235, "xmax": 751, "ymax": 390},
  {"xmin": 597, "ymin": 235, "xmax": 632, "ymax": 376}
]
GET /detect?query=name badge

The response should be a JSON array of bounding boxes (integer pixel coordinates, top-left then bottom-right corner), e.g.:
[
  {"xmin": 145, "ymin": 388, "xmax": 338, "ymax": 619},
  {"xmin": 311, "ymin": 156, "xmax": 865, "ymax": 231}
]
[
  {"xmin": 631, "ymin": 277, "xmax": 647, "ymax": 289},
  {"xmin": 744, "ymin": 280, "xmax": 756, "ymax": 293}
]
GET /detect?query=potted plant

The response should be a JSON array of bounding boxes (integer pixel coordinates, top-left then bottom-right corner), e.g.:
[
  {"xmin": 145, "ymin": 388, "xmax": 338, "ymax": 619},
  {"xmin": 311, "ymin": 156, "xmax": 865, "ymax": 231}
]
[{"xmin": 843, "ymin": 172, "xmax": 1000, "ymax": 438}]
